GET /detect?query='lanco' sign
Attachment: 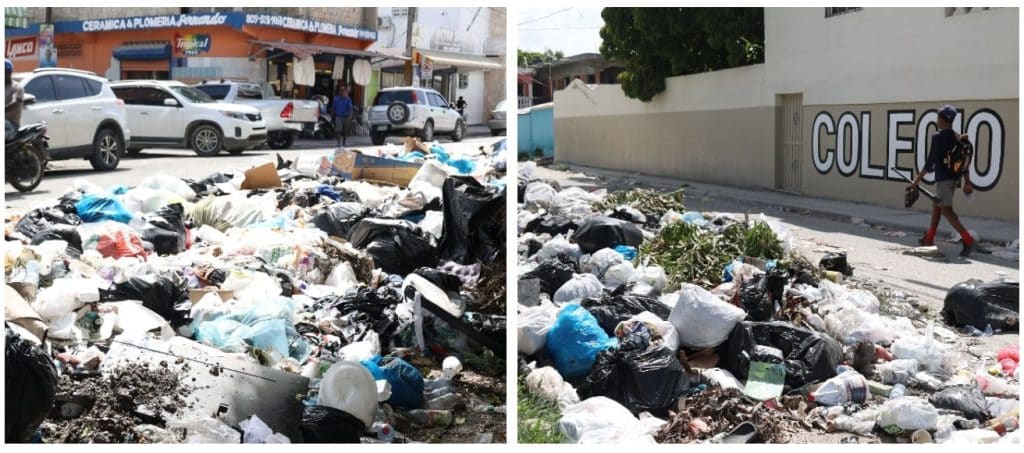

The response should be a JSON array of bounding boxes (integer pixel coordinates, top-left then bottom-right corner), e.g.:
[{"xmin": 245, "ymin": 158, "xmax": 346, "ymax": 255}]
[
  {"xmin": 812, "ymin": 109, "xmax": 1005, "ymax": 191},
  {"xmin": 5, "ymin": 36, "xmax": 37, "ymax": 60}
]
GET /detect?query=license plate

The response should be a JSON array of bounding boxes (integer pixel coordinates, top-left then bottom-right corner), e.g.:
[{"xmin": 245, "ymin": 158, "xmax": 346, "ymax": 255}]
[{"xmin": 376, "ymin": 125, "xmax": 387, "ymax": 131}]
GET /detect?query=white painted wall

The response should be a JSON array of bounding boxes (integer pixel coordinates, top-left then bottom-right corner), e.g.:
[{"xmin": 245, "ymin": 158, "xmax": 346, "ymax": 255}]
[
  {"xmin": 765, "ymin": 7, "xmax": 1018, "ymax": 105},
  {"xmin": 455, "ymin": 70, "xmax": 486, "ymax": 125}
]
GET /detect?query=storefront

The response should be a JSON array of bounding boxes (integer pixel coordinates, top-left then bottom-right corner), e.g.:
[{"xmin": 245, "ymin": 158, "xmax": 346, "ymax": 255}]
[{"xmin": 4, "ymin": 11, "xmax": 390, "ymax": 104}]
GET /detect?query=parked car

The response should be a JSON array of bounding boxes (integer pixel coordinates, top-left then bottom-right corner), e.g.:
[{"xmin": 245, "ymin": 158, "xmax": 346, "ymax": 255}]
[
  {"xmin": 193, "ymin": 80, "xmax": 318, "ymax": 149},
  {"xmin": 13, "ymin": 68, "xmax": 129, "ymax": 171},
  {"xmin": 109, "ymin": 80, "xmax": 267, "ymax": 156},
  {"xmin": 367, "ymin": 87, "xmax": 466, "ymax": 145},
  {"xmin": 488, "ymin": 99, "xmax": 507, "ymax": 136}
]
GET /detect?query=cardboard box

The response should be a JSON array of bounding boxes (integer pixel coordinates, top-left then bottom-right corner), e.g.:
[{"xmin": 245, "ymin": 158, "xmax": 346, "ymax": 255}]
[
  {"xmin": 240, "ymin": 162, "xmax": 283, "ymax": 190},
  {"xmin": 188, "ymin": 288, "xmax": 235, "ymax": 304},
  {"xmin": 330, "ymin": 149, "xmax": 422, "ymax": 187}
]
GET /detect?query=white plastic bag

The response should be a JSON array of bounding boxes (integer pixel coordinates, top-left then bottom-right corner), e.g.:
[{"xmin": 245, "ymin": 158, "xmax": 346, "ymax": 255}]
[
  {"xmin": 166, "ymin": 417, "xmax": 240, "ymax": 443},
  {"xmin": 619, "ymin": 311, "xmax": 679, "ymax": 352},
  {"xmin": 701, "ymin": 368, "xmax": 744, "ymax": 391},
  {"xmin": 525, "ymin": 182, "xmax": 557, "ymax": 210},
  {"xmin": 634, "ymin": 265, "xmax": 668, "ymax": 292},
  {"xmin": 876, "ymin": 359, "xmax": 919, "ymax": 385},
  {"xmin": 658, "ymin": 210, "xmax": 684, "ymax": 229},
  {"xmin": 601, "ymin": 262, "xmax": 637, "ymax": 289},
  {"xmin": 537, "ymin": 235, "xmax": 582, "ymax": 260},
  {"xmin": 239, "ymin": 415, "xmax": 274, "ymax": 443},
  {"xmin": 877, "ymin": 396, "xmax": 939, "ymax": 432},
  {"xmin": 553, "ymin": 274, "xmax": 604, "ymax": 304},
  {"xmin": 33, "ymin": 278, "xmax": 100, "ymax": 320},
  {"xmin": 318, "ymin": 360, "xmax": 379, "ymax": 427},
  {"xmin": 668, "ymin": 284, "xmax": 746, "ymax": 348},
  {"xmin": 891, "ymin": 323, "xmax": 954, "ymax": 372},
  {"xmin": 140, "ymin": 174, "xmax": 197, "ymax": 201},
  {"xmin": 526, "ymin": 366, "xmax": 579, "ymax": 407},
  {"xmin": 339, "ymin": 340, "xmax": 379, "ymax": 363},
  {"xmin": 518, "ymin": 302, "xmax": 559, "ymax": 355},
  {"xmin": 586, "ymin": 248, "xmax": 624, "ymax": 279},
  {"xmin": 558, "ymin": 396, "xmax": 655, "ymax": 444}
]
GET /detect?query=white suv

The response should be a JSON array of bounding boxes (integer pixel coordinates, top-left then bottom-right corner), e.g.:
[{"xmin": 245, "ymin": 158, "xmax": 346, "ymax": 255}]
[
  {"xmin": 14, "ymin": 68, "xmax": 130, "ymax": 171},
  {"xmin": 110, "ymin": 80, "xmax": 267, "ymax": 156},
  {"xmin": 367, "ymin": 87, "xmax": 466, "ymax": 145}
]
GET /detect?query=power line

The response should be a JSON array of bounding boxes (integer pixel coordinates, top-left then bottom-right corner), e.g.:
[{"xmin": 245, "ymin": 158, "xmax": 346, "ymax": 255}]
[{"xmin": 517, "ymin": 7, "xmax": 573, "ymax": 26}]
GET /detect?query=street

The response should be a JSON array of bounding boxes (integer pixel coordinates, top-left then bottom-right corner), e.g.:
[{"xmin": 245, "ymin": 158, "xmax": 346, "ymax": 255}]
[{"xmin": 5, "ymin": 130, "xmax": 503, "ymax": 212}]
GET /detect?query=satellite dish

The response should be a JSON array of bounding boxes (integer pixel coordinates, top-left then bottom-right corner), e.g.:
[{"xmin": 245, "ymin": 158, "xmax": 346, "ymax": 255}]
[{"xmin": 352, "ymin": 59, "xmax": 372, "ymax": 86}]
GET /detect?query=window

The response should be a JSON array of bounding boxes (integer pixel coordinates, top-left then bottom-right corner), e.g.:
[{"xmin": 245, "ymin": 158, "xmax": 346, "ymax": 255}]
[
  {"xmin": 54, "ymin": 75, "xmax": 90, "ymax": 100},
  {"xmin": 193, "ymin": 84, "xmax": 230, "ymax": 100},
  {"xmin": 237, "ymin": 85, "xmax": 263, "ymax": 100},
  {"xmin": 168, "ymin": 86, "xmax": 215, "ymax": 104},
  {"xmin": 458, "ymin": 72, "xmax": 469, "ymax": 89},
  {"xmin": 111, "ymin": 87, "xmax": 141, "ymax": 104},
  {"xmin": 135, "ymin": 87, "xmax": 175, "ymax": 106},
  {"xmin": 429, "ymin": 93, "xmax": 448, "ymax": 108},
  {"xmin": 24, "ymin": 76, "xmax": 57, "ymax": 103},
  {"xmin": 825, "ymin": 7, "xmax": 862, "ymax": 18},
  {"xmin": 374, "ymin": 90, "xmax": 416, "ymax": 105},
  {"xmin": 84, "ymin": 79, "xmax": 102, "ymax": 96}
]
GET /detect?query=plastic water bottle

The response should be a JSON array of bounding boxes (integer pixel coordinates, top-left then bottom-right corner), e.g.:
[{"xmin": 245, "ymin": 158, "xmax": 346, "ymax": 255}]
[
  {"xmin": 371, "ymin": 422, "xmax": 396, "ymax": 442},
  {"xmin": 810, "ymin": 370, "xmax": 869, "ymax": 406},
  {"xmin": 403, "ymin": 409, "xmax": 452, "ymax": 427},
  {"xmin": 426, "ymin": 386, "xmax": 453, "ymax": 399},
  {"xmin": 889, "ymin": 383, "xmax": 906, "ymax": 399},
  {"xmin": 423, "ymin": 378, "xmax": 451, "ymax": 392},
  {"xmin": 425, "ymin": 393, "xmax": 459, "ymax": 410}
]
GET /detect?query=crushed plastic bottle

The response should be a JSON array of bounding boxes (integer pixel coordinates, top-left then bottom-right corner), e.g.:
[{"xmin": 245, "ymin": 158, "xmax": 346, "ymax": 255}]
[
  {"xmin": 810, "ymin": 370, "xmax": 869, "ymax": 406},
  {"xmin": 403, "ymin": 409, "xmax": 453, "ymax": 427},
  {"xmin": 426, "ymin": 393, "xmax": 459, "ymax": 410}
]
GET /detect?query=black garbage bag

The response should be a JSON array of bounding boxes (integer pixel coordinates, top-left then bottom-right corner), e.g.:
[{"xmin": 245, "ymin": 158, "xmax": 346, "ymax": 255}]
[
  {"xmin": 581, "ymin": 294, "xmax": 672, "ymax": 335},
  {"xmin": 140, "ymin": 203, "xmax": 187, "ymax": 255},
  {"xmin": 300, "ymin": 405, "xmax": 365, "ymax": 443},
  {"xmin": 439, "ymin": 176, "xmax": 505, "ymax": 265},
  {"xmin": 608, "ymin": 206, "xmax": 647, "ymax": 225},
  {"xmin": 739, "ymin": 276, "xmax": 773, "ymax": 322},
  {"xmin": 349, "ymin": 219, "xmax": 438, "ymax": 276},
  {"xmin": 522, "ymin": 238, "xmax": 543, "ymax": 257},
  {"xmin": 413, "ymin": 267, "xmax": 463, "ymax": 293},
  {"xmin": 30, "ymin": 224, "xmax": 83, "ymax": 257},
  {"xmin": 571, "ymin": 216, "xmax": 644, "ymax": 254},
  {"xmin": 320, "ymin": 286, "xmax": 403, "ymax": 347},
  {"xmin": 718, "ymin": 321, "xmax": 843, "ymax": 389},
  {"xmin": 517, "ymin": 180, "xmax": 528, "ymax": 202},
  {"xmin": 6, "ymin": 325, "xmax": 58, "ymax": 443},
  {"xmin": 523, "ymin": 255, "xmax": 579, "ymax": 295},
  {"xmin": 312, "ymin": 202, "xmax": 372, "ymax": 239},
  {"xmin": 819, "ymin": 252, "xmax": 854, "ymax": 276},
  {"xmin": 941, "ymin": 279, "xmax": 1019, "ymax": 331},
  {"xmin": 578, "ymin": 343, "xmax": 689, "ymax": 416},
  {"xmin": 929, "ymin": 385, "xmax": 990, "ymax": 421},
  {"xmin": 15, "ymin": 207, "xmax": 82, "ymax": 239},
  {"xmin": 525, "ymin": 215, "xmax": 578, "ymax": 236},
  {"xmin": 104, "ymin": 276, "xmax": 191, "ymax": 328}
]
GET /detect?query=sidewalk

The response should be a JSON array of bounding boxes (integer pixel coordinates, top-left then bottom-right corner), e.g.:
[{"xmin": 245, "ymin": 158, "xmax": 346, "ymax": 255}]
[
  {"xmin": 290, "ymin": 125, "xmax": 498, "ymax": 150},
  {"xmin": 543, "ymin": 164, "xmax": 1020, "ymax": 244}
]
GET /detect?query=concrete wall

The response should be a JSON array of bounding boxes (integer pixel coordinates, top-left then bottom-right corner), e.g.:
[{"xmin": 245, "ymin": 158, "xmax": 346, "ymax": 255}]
[
  {"xmin": 553, "ymin": 7, "xmax": 1018, "ymax": 221},
  {"xmin": 554, "ymin": 65, "xmax": 776, "ymax": 189},
  {"xmin": 519, "ymin": 104, "xmax": 554, "ymax": 157}
]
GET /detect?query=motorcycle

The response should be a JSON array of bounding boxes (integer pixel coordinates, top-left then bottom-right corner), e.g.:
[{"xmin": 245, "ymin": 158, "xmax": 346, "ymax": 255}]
[{"xmin": 5, "ymin": 121, "xmax": 49, "ymax": 192}]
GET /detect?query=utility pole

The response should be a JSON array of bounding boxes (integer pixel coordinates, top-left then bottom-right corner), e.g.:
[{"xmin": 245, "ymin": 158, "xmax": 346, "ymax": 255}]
[{"xmin": 404, "ymin": 7, "xmax": 417, "ymax": 86}]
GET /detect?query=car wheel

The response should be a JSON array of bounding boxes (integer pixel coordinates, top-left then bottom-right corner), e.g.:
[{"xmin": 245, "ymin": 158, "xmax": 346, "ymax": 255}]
[
  {"xmin": 89, "ymin": 128, "xmax": 122, "ymax": 171},
  {"xmin": 371, "ymin": 131, "xmax": 387, "ymax": 146},
  {"xmin": 387, "ymin": 102, "xmax": 411, "ymax": 125},
  {"xmin": 267, "ymin": 131, "xmax": 295, "ymax": 149},
  {"xmin": 190, "ymin": 124, "xmax": 223, "ymax": 157},
  {"xmin": 419, "ymin": 120, "xmax": 434, "ymax": 142},
  {"xmin": 450, "ymin": 120, "xmax": 465, "ymax": 142}
]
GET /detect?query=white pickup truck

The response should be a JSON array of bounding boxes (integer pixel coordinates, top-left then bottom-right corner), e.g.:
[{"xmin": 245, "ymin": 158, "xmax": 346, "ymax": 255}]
[{"xmin": 193, "ymin": 80, "xmax": 318, "ymax": 149}]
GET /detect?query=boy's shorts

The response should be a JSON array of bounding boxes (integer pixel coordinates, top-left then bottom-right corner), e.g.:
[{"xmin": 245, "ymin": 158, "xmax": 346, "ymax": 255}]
[{"xmin": 935, "ymin": 180, "xmax": 957, "ymax": 206}]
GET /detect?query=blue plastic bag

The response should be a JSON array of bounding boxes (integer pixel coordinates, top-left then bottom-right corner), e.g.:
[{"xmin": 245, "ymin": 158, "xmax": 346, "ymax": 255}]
[
  {"xmin": 445, "ymin": 158, "xmax": 476, "ymax": 174},
  {"xmin": 546, "ymin": 304, "xmax": 618, "ymax": 379},
  {"xmin": 429, "ymin": 145, "xmax": 449, "ymax": 161},
  {"xmin": 613, "ymin": 245, "xmax": 637, "ymax": 261},
  {"xmin": 192, "ymin": 297, "xmax": 310, "ymax": 363},
  {"xmin": 75, "ymin": 194, "xmax": 133, "ymax": 223},
  {"xmin": 360, "ymin": 355, "xmax": 425, "ymax": 409},
  {"xmin": 316, "ymin": 184, "xmax": 344, "ymax": 202}
]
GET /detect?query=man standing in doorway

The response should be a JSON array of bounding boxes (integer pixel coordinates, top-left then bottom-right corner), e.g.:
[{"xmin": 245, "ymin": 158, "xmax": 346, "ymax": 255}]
[
  {"xmin": 455, "ymin": 96, "xmax": 467, "ymax": 117},
  {"xmin": 909, "ymin": 104, "xmax": 976, "ymax": 256},
  {"xmin": 332, "ymin": 87, "xmax": 353, "ymax": 147}
]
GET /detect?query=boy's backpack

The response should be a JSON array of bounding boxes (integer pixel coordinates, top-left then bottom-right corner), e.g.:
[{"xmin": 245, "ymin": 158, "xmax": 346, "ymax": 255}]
[{"xmin": 943, "ymin": 133, "xmax": 973, "ymax": 179}]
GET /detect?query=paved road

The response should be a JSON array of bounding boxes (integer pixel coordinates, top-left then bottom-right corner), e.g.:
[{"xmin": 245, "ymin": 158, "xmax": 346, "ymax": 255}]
[{"xmin": 5, "ymin": 132, "xmax": 504, "ymax": 211}]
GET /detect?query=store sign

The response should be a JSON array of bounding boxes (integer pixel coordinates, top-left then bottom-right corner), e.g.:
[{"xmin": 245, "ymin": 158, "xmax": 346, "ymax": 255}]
[
  {"xmin": 244, "ymin": 14, "xmax": 378, "ymax": 41},
  {"xmin": 69, "ymin": 13, "xmax": 232, "ymax": 32},
  {"xmin": 5, "ymin": 36, "xmax": 37, "ymax": 60},
  {"xmin": 175, "ymin": 33, "xmax": 211, "ymax": 56}
]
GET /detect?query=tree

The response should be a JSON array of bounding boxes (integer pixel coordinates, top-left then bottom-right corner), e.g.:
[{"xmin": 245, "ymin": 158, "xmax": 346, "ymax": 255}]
[
  {"xmin": 518, "ymin": 48, "xmax": 566, "ymax": 67},
  {"xmin": 600, "ymin": 7, "xmax": 764, "ymax": 102}
]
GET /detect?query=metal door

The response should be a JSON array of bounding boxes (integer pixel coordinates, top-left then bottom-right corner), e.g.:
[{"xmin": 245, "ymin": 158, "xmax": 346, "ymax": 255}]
[{"xmin": 777, "ymin": 94, "xmax": 803, "ymax": 192}]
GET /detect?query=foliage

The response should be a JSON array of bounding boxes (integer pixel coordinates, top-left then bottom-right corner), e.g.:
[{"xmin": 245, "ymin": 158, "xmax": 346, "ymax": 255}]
[
  {"xmin": 599, "ymin": 7, "xmax": 765, "ymax": 101},
  {"xmin": 592, "ymin": 188, "xmax": 685, "ymax": 221},
  {"xmin": 518, "ymin": 48, "xmax": 566, "ymax": 67},
  {"xmin": 518, "ymin": 376, "xmax": 565, "ymax": 443}
]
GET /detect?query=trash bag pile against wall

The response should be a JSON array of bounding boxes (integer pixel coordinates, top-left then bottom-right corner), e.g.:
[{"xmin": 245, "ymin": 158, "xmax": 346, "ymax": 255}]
[
  {"xmin": 941, "ymin": 279, "xmax": 1019, "ymax": 331},
  {"xmin": 577, "ymin": 343, "xmax": 689, "ymax": 416},
  {"xmin": 439, "ymin": 176, "xmax": 505, "ymax": 265},
  {"xmin": 718, "ymin": 321, "xmax": 843, "ymax": 389},
  {"xmin": 571, "ymin": 216, "xmax": 644, "ymax": 254},
  {"xmin": 5, "ymin": 325, "xmax": 58, "ymax": 443}
]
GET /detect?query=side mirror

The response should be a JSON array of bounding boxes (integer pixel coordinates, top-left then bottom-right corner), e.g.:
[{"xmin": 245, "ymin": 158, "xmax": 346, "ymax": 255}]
[
  {"xmin": 23, "ymin": 93, "xmax": 36, "ymax": 106},
  {"xmin": 163, "ymin": 98, "xmax": 180, "ymax": 107}
]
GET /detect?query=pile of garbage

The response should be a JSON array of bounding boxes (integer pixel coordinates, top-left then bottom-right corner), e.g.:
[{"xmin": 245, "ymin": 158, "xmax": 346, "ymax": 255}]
[
  {"xmin": 517, "ymin": 163, "xmax": 1019, "ymax": 444},
  {"xmin": 5, "ymin": 141, "xmax": 507, "ymax": 444}
]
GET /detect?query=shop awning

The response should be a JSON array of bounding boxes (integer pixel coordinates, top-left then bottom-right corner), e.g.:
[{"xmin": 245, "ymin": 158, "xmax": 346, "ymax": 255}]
[
  {"xmin": 5, "ymin": 7, "xmax": 29, "ymax": 29},
  {"xmin": 413, "ymin": 49, "xmax": 504, "ymax": 71},
  {"xmin": 249, "ymin": 39, "xmax": 409, "ymax": 62},
  {"xmin": 113, "ymin": 43, "xmax": 171, "ymax": 61}
]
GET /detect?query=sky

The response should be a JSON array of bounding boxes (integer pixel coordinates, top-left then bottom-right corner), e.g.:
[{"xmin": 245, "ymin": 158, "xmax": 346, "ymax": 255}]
[{"xmin": 517, "ymin": 7, "xmax": 604, "ymax": 57}]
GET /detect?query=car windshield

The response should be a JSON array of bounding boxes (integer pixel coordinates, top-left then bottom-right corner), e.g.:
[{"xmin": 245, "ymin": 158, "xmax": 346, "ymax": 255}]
[
  {"xmin": 376, "ymin": 90, "xmax": 415, "ymax": 105},
  {"xmin": 193, "ymin": 84, "xmax": 230, "ymax": 100},
  {"xmin": 169, "ymin": 85, "xmax": 215, "ymax": 103}
]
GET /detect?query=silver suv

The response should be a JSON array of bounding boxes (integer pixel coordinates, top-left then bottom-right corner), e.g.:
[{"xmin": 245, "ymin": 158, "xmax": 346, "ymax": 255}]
[
  {"xmin": 367, "ymin": 87, "xmax": 466, "ymax": 145},
  {"xmin": 14, "ymin": 68, "xmax": 130, "ymax": 171}
]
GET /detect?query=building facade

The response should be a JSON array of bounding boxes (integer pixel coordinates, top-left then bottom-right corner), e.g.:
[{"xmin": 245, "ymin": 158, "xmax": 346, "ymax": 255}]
[
  {"xmin": 553, "ymin": 7, "xmax": 1018, "ymax": 221},
  {"xmin": 6, "ymin": 7, "xmax": 385, "ymax": 104},
  {"xmin": 519, "ymin": 53, "xmax": 623, "ymax": 109}
]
